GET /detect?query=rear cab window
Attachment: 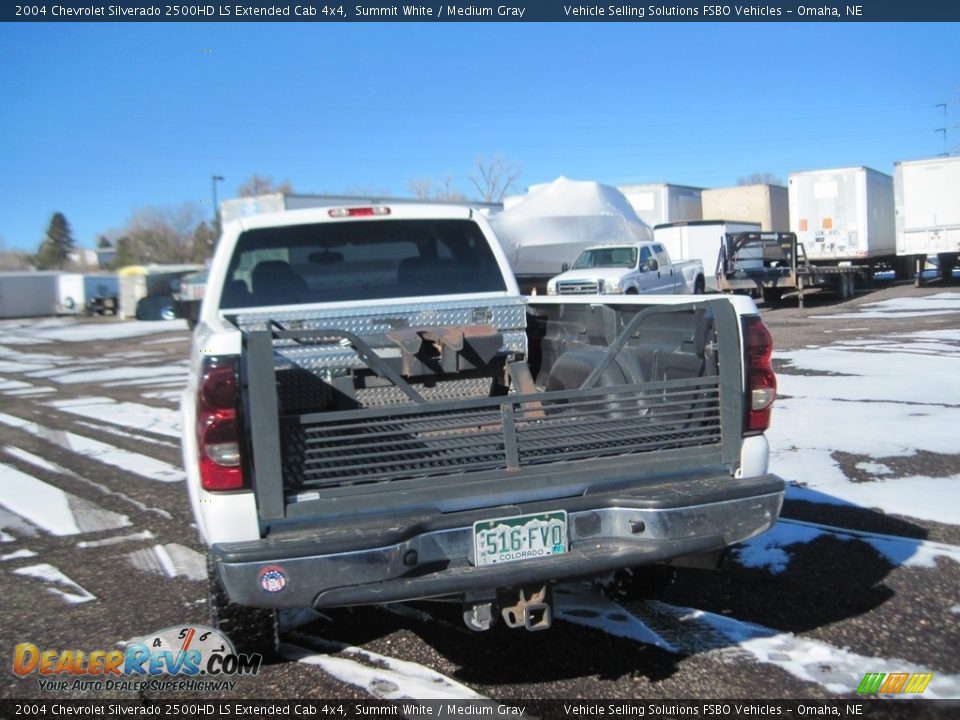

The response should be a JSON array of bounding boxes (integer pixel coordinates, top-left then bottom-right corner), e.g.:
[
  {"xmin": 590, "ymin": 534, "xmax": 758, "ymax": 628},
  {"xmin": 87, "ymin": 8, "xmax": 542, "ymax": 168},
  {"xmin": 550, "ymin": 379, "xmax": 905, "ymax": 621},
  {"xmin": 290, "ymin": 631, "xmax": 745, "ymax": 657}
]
[{"xmin": 220, "ymin": 218, "xmax": 508, "ymax": 309}]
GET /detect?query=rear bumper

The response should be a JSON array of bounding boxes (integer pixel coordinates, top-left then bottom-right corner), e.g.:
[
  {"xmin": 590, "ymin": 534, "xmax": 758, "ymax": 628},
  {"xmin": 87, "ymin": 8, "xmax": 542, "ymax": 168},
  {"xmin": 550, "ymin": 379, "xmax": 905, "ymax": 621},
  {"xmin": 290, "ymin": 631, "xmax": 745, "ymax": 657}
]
[{"xmin": 211, "ymin": 473, "xmax": 784, "ymax": 609}]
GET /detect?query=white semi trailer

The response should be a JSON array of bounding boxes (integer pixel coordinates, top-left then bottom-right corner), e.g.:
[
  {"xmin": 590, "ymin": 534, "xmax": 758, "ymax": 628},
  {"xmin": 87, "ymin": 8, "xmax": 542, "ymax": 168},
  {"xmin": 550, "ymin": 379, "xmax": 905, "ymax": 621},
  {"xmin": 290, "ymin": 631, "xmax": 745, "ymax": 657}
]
[
  {"xmin": 894, "ymin": 155, "xmax": 960, "ymax": 284},
  {"xmin": 788, "ymin": 167, "xmax": 897, "ymax": 279}
]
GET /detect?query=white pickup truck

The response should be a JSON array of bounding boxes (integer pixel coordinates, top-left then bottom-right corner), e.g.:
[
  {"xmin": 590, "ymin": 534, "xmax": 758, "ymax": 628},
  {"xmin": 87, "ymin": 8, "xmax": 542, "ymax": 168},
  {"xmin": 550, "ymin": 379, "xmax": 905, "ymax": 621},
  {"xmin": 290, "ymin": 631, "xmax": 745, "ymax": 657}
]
[
  {"xmin": 546, "ymin": 241, "xmax": 706, "ymax": 296},
  {"xmin": 181, "ymin": 203, "xmax": 782, "ymax": 655}
]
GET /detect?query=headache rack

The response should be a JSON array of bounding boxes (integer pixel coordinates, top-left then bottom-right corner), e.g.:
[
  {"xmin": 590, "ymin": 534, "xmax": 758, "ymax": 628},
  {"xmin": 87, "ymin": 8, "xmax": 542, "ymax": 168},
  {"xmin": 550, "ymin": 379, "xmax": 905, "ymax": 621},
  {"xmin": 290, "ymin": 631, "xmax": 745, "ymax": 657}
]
[{"xmin": 236, "ymin": 299, "xmax": 744, "ymax": 526}]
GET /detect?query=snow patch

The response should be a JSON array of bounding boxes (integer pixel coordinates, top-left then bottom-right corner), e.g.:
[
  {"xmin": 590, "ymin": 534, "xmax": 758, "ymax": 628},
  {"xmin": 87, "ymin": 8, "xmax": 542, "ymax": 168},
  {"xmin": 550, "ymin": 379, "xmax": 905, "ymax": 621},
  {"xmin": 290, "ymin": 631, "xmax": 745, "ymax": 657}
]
[
  {"xmin": 4, "ymin": 446, "xmax": 72, "ymax": 475},
  {"xmin": 126, "ymin": 543, "xmax": 205, "ymax": 581},
  {"xmin": 554, "ymin": 583, "xmax": 676, "ymax": 651},
  {"xmin": 617, "ymin": 599, "xmax": 960, "ymax": 698},
  {"xmin": 283, "ymin": 640, "xmax": 485, "ymax": 700},
  {"xmin": 734, "ymin": 519, "xmax": 960, "ymax": 574},
  {"xmin": 0, "ymin": 412, "xmax": 184, "ymax": 483},
  {"xmin": 0, "ymin": 507, "xmax": 38, "ymax": 539},
  {"xmin": 9, "ymin": 319, "xmax": 188, "ymax": 343},
  {"xmin": 769, "ymin": 328, "xmax": 960, "ymax": 525},
  {"xmin": 1, "ymin": 548, "xmax": 38, "ymax": 560},
  {"xmin": 40, "ymin": 364, "xmax": 187, "ymax": 385},
  {"xmin": 0, "ymin": 463, "xmax": 130, "ymax": 536},
  {"xmin": 50, "ymin": 397, "xmax": 180, "ymax": 438},
  {"xmin": 812, "ymin": 292, "xmax": 960, "ymax": 320},
  {"xmin": 855, "ymin": 461, "xmax": 894, "ymax": 477},
  {"xmin": 13, "ymin": 564, "xmax": 96, "ymax": 604},
  {"xmin": 77, "ymin": 531, "xmax": 155, "ymax": 549}
]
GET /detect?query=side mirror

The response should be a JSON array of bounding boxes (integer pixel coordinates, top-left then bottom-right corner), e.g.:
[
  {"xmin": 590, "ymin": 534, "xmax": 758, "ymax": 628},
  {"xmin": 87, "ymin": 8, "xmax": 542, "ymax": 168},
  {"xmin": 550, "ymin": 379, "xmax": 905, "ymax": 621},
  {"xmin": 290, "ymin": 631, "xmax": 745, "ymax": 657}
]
[
  {"xmin": 561, "ymin": 263, "xmax": 570, "ymax": 272},
  {"xmin": 649, "ymin": 258, "xmax": 659, "ymax": 272}
]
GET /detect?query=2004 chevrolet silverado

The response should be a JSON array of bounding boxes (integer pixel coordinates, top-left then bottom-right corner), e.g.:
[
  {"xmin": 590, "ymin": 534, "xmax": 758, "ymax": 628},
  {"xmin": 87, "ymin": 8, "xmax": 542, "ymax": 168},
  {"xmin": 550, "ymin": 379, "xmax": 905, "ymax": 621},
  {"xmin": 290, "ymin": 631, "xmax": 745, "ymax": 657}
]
[{"xmin": 181, "ymin": 202, "xmax": 783, "ymax": 654}]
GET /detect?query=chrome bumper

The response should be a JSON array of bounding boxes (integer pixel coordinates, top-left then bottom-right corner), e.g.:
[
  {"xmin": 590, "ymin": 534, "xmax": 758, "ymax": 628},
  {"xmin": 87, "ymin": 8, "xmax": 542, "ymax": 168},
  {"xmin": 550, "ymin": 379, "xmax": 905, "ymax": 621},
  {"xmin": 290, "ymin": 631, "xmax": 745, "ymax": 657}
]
[{"xmin": 212, "ymin": 482, "xmax": 784, "ymax": 609}]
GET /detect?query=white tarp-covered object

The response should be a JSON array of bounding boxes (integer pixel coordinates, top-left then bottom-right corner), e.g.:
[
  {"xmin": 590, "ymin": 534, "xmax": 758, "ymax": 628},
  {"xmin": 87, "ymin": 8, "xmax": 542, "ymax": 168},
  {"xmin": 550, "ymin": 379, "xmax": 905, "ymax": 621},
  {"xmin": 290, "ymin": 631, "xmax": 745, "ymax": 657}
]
[{"xmin": 489, "ymin": 176, "xmax": 653, "ymax": 277}]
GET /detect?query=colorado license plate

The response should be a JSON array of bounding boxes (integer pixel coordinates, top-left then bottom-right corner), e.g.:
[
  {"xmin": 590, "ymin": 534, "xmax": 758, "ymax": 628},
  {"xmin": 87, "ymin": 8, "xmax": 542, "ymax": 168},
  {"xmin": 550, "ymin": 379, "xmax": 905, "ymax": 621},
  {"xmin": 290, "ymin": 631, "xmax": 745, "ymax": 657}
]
[{"xmin": 473, "ymin": 511, "xmax": 567, "ymax": 566}]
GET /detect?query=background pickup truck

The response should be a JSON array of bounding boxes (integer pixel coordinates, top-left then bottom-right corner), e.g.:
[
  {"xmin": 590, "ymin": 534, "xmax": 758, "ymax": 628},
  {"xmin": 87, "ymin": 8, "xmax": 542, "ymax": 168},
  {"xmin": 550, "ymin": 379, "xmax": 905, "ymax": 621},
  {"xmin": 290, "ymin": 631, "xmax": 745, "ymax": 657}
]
[
  {"xmin": 545, "ymin": 241, "xmax": 706, "ymax": 296},
  {"xmin": 181, "ymin": 203, "xmax": 782, "ymax": 655}
]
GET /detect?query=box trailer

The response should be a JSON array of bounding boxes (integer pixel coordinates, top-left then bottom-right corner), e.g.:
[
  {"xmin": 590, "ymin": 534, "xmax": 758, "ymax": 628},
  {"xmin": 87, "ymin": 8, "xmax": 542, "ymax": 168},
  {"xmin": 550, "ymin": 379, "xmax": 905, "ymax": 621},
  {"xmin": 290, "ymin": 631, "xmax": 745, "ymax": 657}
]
[
  {"xmin": 894, "ymin": 155, "xmax": 960, "ymax": 283},
  {"xmin": 788, "ymin": 167, "xmax": 895, "ymax": 273},
  {"xmin": 654, "ymin": 220, "xmax": 761, "ymax": 290},
  {"xmin": 0, "ymin": 272, "xmax": 85, "ymax": 319},
  {"xmin": 617, "ymin": 183, "xmax": 703, "ymax": 228},
  {"xmin": 701, "ymin": 184, "xmax": 789, "ymax": 231}
]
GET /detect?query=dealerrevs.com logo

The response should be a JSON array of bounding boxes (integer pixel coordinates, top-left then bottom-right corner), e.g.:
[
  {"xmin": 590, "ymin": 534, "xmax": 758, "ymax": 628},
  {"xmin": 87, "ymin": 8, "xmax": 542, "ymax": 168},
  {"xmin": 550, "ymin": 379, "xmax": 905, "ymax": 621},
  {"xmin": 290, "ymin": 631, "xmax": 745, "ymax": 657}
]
[{"xmin": 13, "ymin": 625, "xmax": 261, "ymax": 693}]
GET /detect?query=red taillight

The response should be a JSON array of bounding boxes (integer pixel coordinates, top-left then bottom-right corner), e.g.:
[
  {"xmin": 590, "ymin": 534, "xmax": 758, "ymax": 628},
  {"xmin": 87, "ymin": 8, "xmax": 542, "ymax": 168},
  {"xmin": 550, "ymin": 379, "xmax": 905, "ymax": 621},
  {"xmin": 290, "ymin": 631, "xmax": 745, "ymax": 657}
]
[
  {"xmin": 197, "ymin": 356, "xmax": 246, "ymax": 491},
  {"xmin": 328, "ymin": 206, "xmax": 391, "ymax": 218},
  {"xmin": 743, "ymin": 316, "xmax": 777, "ymax": 434}
]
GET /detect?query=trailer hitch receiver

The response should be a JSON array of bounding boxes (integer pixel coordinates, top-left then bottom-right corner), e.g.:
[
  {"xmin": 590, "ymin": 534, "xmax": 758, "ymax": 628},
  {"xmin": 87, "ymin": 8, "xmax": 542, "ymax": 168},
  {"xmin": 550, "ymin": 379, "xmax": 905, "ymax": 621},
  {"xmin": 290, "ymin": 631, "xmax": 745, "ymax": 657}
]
[{"xmin": 499, "ymin": 584, "xmax": 553, "ymax": 632}]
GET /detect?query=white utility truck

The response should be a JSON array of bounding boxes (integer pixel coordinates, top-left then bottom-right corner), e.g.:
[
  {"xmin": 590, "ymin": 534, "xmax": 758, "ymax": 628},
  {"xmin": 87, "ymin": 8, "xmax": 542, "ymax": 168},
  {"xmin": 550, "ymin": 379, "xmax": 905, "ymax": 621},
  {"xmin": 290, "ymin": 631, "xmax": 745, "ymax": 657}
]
[{"xmin": 546, "ymin": 241, "xmax": 706, "ymax": 296}]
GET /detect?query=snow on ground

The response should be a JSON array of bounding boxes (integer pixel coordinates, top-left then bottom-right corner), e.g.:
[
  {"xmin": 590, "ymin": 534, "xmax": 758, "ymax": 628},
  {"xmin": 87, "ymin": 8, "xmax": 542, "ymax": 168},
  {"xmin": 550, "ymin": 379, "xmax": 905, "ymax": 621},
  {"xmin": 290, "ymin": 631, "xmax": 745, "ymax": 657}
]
[
  {"xmin": 283, "ymin": 637, "xmax": 486, "ymax": 700},
  {"xmin": 12, "ymin": 563, "xmax": 96, "ymax": 604},
  {"xmin": 0, "ymin": 507, "xmax": 38, "ymax": 539},
  {"xmin": 124, "ymin": 543, "xmax": 205, "ymax": 581},
  {"xmin": 1, "ymin": 548, "xmax": 37, "ymax": 561},
  {"xmin": 555, "ymin": 590, "xmax": 960, "ymax": 698},
  {"xmin": 734, "ymin": 519, "xmax": 960, "ymax": 574},
  {"xmin": 49, "ymin": 397, "xmax": 180, "ymax": 438},
  {"xmin": 0, "ymin": 463, "xmax": 130, "ymax": 535},
  {"xmin": 554, "ymin": 583, "xmax": 675, "ymax": 651},
  {"xmin": 769, "ymin": 326, "xmax": 960, "ymax": 526},
  {"xmin": 0, "ymin": 318, "xmax": 188, "ymax": 343},
  {"xmin": 37, "ymin": 364, "xmax": 188, "ymax": 386},
  {"xmin": 811, "ymin": 292, "xmax": 960, "ymax": 320},
  {"xmin": 0, "ymin": 412, "xmax": 184, "ymax": 483}
]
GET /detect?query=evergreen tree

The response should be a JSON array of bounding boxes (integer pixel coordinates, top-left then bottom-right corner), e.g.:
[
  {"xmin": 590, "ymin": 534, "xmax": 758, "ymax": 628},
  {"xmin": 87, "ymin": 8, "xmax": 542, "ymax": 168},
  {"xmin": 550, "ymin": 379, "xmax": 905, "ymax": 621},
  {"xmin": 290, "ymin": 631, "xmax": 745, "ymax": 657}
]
[
  {"xmin": 34, "ymin": 212, "xmax": 76, "ymax": 269},
  {"xmin": 111, "ymin": 237, "xmax": 138, "ymax": 269},
  {"xmin": 189, "ymin": 221, "xmax": 217, "ymax": 262}
]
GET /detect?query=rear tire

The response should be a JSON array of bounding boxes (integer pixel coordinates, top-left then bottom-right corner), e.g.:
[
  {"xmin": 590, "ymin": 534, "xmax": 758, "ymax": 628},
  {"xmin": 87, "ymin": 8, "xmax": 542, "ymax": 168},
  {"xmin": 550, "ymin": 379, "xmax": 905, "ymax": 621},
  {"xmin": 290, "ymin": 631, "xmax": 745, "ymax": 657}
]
[
  {"xmin": 207, "ymin": 555, "xmax": 278, "ymax": 659},
  {"xmin": 693, "ymin": 276, "xmax": 705, "ymax": 295}
]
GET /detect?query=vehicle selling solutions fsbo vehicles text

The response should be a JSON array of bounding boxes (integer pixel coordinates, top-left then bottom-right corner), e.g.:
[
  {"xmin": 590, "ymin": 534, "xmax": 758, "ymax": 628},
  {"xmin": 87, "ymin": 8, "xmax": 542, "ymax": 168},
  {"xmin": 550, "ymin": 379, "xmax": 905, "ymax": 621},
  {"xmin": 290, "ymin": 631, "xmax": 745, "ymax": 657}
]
[{"xmin": 562, "ymin": 5, "xmax": 787, "ymax": 17}]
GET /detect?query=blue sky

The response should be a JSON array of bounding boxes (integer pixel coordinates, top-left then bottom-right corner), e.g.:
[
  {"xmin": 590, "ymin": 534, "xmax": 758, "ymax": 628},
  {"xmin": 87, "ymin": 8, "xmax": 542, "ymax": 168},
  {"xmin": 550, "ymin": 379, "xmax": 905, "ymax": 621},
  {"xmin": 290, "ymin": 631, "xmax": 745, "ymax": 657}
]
[{"xmin": 0, "ymin": 22, "xmax": 957, "ymax": 252}]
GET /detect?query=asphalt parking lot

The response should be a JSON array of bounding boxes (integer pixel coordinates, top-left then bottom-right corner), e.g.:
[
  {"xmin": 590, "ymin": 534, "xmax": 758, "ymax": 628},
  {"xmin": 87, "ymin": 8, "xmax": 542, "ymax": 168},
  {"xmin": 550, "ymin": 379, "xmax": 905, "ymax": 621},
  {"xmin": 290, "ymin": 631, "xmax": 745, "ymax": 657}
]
[{"xmin": 0, "ymin": 279, "xmax": 958, "ymax": 707}]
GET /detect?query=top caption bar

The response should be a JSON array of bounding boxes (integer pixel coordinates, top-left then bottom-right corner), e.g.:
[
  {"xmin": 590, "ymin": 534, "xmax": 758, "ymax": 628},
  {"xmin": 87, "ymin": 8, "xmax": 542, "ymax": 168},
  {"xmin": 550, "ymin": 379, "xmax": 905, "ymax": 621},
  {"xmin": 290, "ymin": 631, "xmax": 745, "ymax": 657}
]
[{"xmin": 4, "ymin": 0, "xmax": 957, "ymax": 22}]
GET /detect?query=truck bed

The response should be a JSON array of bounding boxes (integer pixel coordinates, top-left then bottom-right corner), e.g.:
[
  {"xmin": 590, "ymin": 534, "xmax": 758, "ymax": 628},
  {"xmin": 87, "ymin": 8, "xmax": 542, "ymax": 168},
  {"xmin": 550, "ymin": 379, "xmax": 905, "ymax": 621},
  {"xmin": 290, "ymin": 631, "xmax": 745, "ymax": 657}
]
[{"xmin": 231, "ymin": 296, "xmax": 743, "ymax": 530}]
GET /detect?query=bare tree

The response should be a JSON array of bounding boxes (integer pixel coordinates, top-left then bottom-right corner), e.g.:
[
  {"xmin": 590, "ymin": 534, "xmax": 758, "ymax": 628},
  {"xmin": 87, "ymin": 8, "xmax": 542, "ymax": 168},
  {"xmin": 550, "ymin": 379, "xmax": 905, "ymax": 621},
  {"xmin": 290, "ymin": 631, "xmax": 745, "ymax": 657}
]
[
  {"xmin": 237, "ymin": 173, "xmax": 294, "ymax": 197},
  {"xmin": 341, "ymin": 183, "xmax": 392, "ymax": 198},
  {"xmin": 116, "ymin": 202, "xmax": 208, "ymax": 265},
  {"xmin": 406, "ymin": 175, "xmax": 466, "ymax": 202},
  {"xmin": 737, "ymin": 172, "xmax": 784, "ymax": 186},
  {"xmin": 0, "ymin": 235, "xmax": 31, "ymax": 271},
  {"xmin": 469, "ymin": 155, "xmax": 522, "ymax": 202},
  {"xmin": 407, "ymin": 177, "xmax": 433, "ymax": 200}
]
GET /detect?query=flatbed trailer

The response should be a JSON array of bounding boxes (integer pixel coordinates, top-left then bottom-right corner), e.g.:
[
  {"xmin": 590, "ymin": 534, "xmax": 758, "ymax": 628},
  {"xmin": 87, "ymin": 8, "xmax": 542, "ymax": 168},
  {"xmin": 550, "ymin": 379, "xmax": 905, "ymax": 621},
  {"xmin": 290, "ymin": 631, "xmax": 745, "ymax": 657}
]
[{"xmin": 715, "ymin": 232, "xmax": 866, "ymax": 308}]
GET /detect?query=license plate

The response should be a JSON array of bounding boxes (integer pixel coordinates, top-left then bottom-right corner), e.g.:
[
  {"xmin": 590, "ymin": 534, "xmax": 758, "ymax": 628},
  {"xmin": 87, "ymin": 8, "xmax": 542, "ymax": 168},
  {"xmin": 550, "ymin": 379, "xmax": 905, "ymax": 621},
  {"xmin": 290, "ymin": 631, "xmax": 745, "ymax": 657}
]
[{"xmin": 472, "ymin": 511, "xmax": 567, "ymax": 566}]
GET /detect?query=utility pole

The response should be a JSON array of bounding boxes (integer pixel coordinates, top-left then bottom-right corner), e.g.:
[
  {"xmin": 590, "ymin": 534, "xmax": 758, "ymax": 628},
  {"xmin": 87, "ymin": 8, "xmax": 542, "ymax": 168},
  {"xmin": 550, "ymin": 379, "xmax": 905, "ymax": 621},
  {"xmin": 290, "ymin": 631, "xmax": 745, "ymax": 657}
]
[
  {"xmin": 211, "ymin": 175, "xmax": 224, "ymax": 234},
  {"xmin": 935, "ymin": 103, "xmax": 948, "ymax": 156}
]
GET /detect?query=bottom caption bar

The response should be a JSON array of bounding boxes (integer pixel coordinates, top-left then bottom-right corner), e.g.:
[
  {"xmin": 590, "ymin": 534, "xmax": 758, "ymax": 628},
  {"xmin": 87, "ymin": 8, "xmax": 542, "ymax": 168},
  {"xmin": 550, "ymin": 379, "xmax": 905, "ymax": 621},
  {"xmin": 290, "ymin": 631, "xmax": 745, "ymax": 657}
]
[{"xmin": 3, "ymin": 699, "xmax": 959, "ymax": 719}]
